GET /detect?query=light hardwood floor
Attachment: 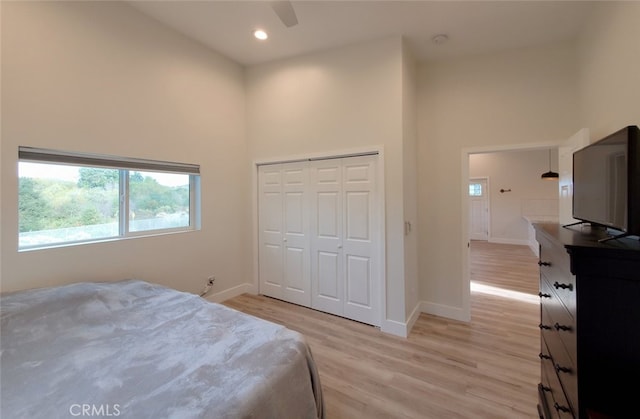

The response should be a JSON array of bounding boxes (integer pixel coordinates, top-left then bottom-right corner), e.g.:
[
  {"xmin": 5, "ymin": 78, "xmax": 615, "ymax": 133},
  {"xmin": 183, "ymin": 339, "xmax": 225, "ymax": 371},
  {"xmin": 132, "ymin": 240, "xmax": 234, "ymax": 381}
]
[{"xmin": 223, "ymin": 241, "xmax": 540, "ymax": 418}]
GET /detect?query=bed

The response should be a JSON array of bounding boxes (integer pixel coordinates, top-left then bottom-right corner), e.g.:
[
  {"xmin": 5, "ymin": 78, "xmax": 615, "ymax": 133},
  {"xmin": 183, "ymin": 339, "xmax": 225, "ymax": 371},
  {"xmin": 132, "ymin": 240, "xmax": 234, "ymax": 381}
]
[{"xmin": 0, "ymin": 279, "xmax": 324, "ymax": 419}]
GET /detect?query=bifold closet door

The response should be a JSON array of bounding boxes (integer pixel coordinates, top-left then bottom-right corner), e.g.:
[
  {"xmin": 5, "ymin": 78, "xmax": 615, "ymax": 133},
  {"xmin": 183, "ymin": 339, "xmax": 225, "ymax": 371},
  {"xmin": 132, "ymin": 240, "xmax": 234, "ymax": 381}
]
[
  {"xmin": 258, "ymin": 162, "xmax": 311, "ymax": 307},
  {"xmin": 310, "ymin": 155, "xmax": 380, "ymax": 326}
]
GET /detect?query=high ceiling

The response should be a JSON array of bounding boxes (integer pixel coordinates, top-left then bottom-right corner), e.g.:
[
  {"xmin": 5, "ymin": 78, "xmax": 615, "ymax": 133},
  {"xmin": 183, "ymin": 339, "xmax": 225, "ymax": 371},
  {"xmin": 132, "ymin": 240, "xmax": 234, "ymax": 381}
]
[{"xmin": 129, "ymin": 1, "xmax": 596, "ymax": 66}]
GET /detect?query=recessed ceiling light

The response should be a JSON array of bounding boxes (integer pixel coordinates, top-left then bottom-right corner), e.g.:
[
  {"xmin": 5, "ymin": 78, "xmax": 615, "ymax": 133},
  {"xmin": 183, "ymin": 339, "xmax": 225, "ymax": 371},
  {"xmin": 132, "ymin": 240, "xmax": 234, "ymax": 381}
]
[
  {"xmin": 431, "ymin": 34, "xmax": 449, "ymax": 45},
  {"xmin": 253, "ymin": 29, "xmax": 268, "ymax": 41}
]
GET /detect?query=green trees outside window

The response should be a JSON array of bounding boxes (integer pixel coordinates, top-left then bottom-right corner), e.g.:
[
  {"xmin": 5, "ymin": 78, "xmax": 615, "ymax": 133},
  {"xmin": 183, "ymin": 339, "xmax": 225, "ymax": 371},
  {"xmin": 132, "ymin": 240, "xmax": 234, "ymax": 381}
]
[{"xmin": 18, "ymin": 162, "xmax": 196, "ymax": 250}]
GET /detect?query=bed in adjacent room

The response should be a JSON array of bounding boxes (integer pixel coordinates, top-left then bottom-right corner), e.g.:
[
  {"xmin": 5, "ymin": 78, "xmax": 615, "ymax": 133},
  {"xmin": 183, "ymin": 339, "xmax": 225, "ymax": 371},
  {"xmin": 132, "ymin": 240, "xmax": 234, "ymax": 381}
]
[{"xmin": 0, "ymin": 279, "xmax": 324, "ymax": 419}]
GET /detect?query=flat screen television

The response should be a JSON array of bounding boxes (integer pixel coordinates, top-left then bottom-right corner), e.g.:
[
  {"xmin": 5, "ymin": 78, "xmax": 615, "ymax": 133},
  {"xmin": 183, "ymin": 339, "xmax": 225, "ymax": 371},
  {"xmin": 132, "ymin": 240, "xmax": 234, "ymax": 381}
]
[{"xmin": 571, "ymin": 125, "xmax": 640, "ymax": 241}]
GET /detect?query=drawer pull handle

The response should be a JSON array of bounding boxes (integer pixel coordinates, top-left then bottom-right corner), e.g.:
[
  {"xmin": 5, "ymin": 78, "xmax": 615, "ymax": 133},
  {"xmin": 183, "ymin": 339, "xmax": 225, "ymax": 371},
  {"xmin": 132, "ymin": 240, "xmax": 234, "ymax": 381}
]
[
  {"xmin": 555, "ymin": 364, "xmax": 572, "ymax": 374},
  {"xmin": 538, "ymin": 292, "xmax": 551, "ymax": 298},
  {"xmin": 554, "ymin": 402, "xmax": 571, "ymax": 413},
  {"xmin": 539, "ymin": 352, "xmax": 552, "ymax": 360},
  {"xmin": 538, "ymin": 261, "xmax": 551, "ymax": 267},
  {"xmin": 554, "ymin": 322, "xmax": 572, "ymax": 332},
  {"xmin": 553, "ymin": 281, "xmax": 574, "ymax": 291},
  {"xmin": 539, "ymin": 323, "xmax": 552, "ymax": 330},
  {"xmin": 541, "ymin": 385, "xmax": 552, "ymax": 393}
]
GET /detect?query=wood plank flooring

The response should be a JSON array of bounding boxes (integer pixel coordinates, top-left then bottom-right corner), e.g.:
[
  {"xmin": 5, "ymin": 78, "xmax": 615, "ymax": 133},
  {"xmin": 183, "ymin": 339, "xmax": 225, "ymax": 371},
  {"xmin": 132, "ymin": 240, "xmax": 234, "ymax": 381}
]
[{"xmin": 223, "ymin": 241, "xmax": 540, "ymax": 418}]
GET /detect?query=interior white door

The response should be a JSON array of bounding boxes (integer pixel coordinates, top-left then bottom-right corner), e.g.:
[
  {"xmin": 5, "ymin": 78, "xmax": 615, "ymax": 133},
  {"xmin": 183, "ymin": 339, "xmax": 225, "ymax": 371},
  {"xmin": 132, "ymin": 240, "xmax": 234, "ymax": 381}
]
[
  {"xmin": 258, "ymin": 165, "xmax": 284, "ymax": 299},
  {"xmin": 341, "ymin": 156, "xmax": 379, "ymax": 325},
  {"xmin": 310, "ymin": 160, "xmax": 343, "ymax": 315},
  {"xmin": 281, "ymin": 163, "xmax": 311, "ymax": 307},
  {"xmin": 258, "ymin": 162, "xmax": 311, "ymax": 307},
  {"xmin": 310, "ymin": 155, "xmax": 379, "ymax": 326},
  {"xmin": 469, "ymin": 179, "xmax": 489, "ymax": 241}
]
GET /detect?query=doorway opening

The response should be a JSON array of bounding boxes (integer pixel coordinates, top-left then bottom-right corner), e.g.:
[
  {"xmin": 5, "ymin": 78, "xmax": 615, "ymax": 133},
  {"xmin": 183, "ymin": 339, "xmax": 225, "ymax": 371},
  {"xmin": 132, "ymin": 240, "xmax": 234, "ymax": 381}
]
[{"xmin": 462, "ymin": 143, "xmax": 559, "ymax": 321}]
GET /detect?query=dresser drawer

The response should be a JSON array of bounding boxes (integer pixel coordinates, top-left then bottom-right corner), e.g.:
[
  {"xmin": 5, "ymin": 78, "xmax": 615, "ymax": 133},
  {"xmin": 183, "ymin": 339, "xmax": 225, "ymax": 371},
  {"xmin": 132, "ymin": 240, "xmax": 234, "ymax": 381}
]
[
  {"xmin": 541, "ymin": 306, "xmax": 577, "ymax": 414},
  {"xmin": 539, "ymin": 240, "xmax": 576, "ymax": 315},
  {"xmin": 540, "ymin": 277, "xmax": 576, "ymax": 366},
  {"xmin": 540, "ymin": 341, "xmax": 574, "ymax": 418}
]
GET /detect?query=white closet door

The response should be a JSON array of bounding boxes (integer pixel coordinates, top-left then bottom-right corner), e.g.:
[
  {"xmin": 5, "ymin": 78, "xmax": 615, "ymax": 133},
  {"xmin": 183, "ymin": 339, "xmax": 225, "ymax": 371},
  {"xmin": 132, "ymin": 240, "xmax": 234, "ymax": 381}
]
[
  {"xmin": 258, "ymin": 165, "xmax": 284, "ymax": 299},
  {"xmin": 341, "ymin": 156, "xmax": 379, "ymax": 325},
  {"xmin": 281, "ymin": 163, "xmax": 311, "ymax": 307},
  {"xmin": 258, "ymin": 162, "xmax": 311, "ymax": 307},
  {"xmin": 310, "ymin": 155, "xmax": 379, "ymax": 326},
  {"xmin": 310, "ymin": 160, "xmax": 344, "ymax": 315}
]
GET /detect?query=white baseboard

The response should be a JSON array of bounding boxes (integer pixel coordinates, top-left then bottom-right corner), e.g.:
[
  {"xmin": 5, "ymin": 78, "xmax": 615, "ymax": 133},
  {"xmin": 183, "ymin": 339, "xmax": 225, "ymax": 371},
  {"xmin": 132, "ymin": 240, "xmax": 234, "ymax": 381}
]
[
  {"xmin": 528, "ymin": 241, "xmax": 540, "ymax": 257},
  {"xmin": 420, "ymin": 301, "xmax": 470, "ymax": 323},
  {"xmin": 380, "ymin": 319, "xmax": 409, "ymax": 337},
  {"xmin": 204, "ymin": 283, "xmax": 256, "ymax": 304},
  {"xmin": 405, "ymin": 302, "xmax": 422, "ymax": 335},
  {"xmin": 380, "ymin": 302, "xmax": 426, "ymax": 338}
]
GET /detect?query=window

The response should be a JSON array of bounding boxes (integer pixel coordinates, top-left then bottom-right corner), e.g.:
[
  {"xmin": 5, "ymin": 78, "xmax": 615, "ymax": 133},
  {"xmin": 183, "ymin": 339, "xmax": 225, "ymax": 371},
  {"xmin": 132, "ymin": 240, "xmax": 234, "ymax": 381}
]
[
  {"xmin": 469, "ymin": 183, "xmax": 483, "ymax": 197},
  {"xmin": 18, "ymin": 147, "xmax": 200, "ymax": 250}
]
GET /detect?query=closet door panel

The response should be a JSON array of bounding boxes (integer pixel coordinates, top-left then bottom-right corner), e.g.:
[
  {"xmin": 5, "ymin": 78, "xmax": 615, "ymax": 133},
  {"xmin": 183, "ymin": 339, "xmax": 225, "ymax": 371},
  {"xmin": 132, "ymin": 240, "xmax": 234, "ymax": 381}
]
[
  {"xmin": 345, "ymin": 191, "xmax": 370, "ymax": 241},
  {"xmin": 282, "ymin": 163, "xmax": 311, "ymax": 307},
  {"xmin": 258, "ymin": 166, "xmax": 284, "ymax": 299},
  {"xmin": 317, "ymin": 251, "xmax": 340, "ymax": 300},
  {"xmin": 346, "ymin": 255, "xmax": 371, "ymax": 307},
  {"xmin": 310, "ymin": 161, "xmax": 343, "ymax": 315},
  {"xmin": 342, "ymin": 156, "xmax": 379, "ymax": 325},
  {"xmin": 258, "ymin": 162, "xmax": 310, "ymax": 307}
]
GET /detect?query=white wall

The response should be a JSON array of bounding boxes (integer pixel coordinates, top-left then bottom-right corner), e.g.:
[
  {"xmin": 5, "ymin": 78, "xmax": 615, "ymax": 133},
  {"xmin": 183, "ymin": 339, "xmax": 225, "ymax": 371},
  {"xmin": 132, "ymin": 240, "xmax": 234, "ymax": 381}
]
[
  {"xmin": 245, "ymin": 37, "xmax": 408, "ymax": 325},
  {"xmin": 417, "ymin": 42, "xmax": 579, "ymax": 318},
  {"xmin": 578, "ymin": 2, "xmax": 640, "ymax": 141},
  {"xmin": 0, "ymin": 2, "xmax": 250, "ymax": 295},
  {"xmin": 469, "ymin": 150, "xmax": 559, "ymax": 244}
]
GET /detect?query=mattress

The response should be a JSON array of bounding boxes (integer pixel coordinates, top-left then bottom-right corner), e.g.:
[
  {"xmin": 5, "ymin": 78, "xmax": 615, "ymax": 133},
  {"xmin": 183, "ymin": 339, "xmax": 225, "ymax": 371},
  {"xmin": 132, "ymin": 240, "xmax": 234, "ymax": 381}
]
[{"xmin": 0, "ymin": 279, "xmax": 324, "ymax": 419}]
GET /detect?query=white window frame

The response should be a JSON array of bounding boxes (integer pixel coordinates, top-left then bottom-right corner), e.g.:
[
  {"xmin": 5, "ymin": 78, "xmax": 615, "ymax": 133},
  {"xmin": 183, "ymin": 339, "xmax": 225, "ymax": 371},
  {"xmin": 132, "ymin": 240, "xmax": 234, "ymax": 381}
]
[{"xmin": 18, "ymin": 146, "xmax": 201, "ymax": 251}]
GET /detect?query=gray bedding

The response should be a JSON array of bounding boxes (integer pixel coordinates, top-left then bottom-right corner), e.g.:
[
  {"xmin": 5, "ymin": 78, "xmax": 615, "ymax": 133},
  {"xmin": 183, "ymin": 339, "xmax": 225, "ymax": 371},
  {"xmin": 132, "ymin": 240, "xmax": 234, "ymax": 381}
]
[{"xmin": 0, "ymin": 279, "xmax": 324, "ymax": 419}]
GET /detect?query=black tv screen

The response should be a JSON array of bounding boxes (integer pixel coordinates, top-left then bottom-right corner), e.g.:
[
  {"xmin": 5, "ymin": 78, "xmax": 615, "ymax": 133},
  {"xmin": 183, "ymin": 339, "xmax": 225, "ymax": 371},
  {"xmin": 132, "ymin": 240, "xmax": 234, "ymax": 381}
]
[{"xmin": 572, "ymin": 125, "xmax": 639, "ymax": 238}]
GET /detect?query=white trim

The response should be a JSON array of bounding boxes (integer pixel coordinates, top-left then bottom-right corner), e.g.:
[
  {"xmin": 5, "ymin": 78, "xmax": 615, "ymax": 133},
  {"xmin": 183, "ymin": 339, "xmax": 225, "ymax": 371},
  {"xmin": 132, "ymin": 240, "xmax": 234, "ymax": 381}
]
[
  {"xmin": 204, "ymin": 282, "xmax": 256, "ymax": 304},
  {"xmin": 528, "ymin": 239, "xmax": 540, "ymax": 257},
  {"xmin": 376, "ymin": 147, "xmax": 387, "ymax": 330},
  {"xmin": 405, "ymin": 302, "xmax": 422, "ymax": 335},
  {"xmin": 383, "ymin": 300, "xmax": 473, "ymax": 337},
  {"xmin": 379, "ymin": 302, "xmax": 422, "ymax": 338},
  {"xmin": 460, "ymin": 151, "xmax": 472, "ymax": 322},
  {"xmin": 253, "ymin": 145, "xmax": 385, "ymax": 167},
  {"xmin": 256, "ymin": 151, "xmax": 379, "ymax": 166},
  {"xmin": 420, "ymin": 300, "xmax": 470, "ymax": 323},
  {"xmin": 381, "ymin": 319, "xmax": 409, "ymax": 338}
]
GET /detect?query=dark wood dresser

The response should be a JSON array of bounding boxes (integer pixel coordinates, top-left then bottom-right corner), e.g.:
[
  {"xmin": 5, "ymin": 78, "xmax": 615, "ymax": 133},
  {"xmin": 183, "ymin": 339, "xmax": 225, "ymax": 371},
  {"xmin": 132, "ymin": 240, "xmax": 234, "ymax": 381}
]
[{"xmin": 534, "ymin": 223, "xmax": 640, "ymax": 419}]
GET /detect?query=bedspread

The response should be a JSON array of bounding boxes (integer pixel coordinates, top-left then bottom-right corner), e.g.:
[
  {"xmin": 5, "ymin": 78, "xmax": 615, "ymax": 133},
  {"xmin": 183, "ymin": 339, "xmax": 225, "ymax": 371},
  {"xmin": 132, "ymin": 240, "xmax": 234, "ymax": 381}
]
[{"xmin": 0, "ymin": 279, "xmax": 323, "ymax": 419}]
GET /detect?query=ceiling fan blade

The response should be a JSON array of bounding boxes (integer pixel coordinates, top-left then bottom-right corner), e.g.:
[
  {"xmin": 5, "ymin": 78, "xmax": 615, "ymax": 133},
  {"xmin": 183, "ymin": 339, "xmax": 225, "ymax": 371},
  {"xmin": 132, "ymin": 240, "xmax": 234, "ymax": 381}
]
[{"xmin": 271, "ymin": 1, "xmax": 298, "ymax": 28}]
